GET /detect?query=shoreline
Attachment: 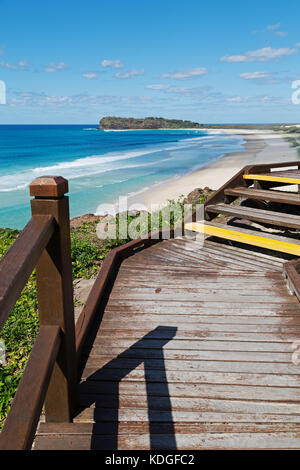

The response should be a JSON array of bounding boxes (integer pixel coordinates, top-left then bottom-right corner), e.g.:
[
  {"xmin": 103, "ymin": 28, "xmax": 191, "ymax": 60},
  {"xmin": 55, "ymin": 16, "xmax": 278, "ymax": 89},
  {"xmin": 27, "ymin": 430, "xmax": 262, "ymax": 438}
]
[
  {"xmin": 125, "ymin": 130, "xmax": 298, "ymax": 211},
  {"xmin": 1, "ymin": 128, "xmax": 298, "ymax": 230}
]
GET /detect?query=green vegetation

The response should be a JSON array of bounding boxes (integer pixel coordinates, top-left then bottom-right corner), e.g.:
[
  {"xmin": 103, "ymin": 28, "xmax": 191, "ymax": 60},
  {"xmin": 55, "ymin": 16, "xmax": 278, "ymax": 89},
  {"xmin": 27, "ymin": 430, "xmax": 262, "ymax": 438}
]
[
  {"xmin": 0, "ymin": 191, "xmax": 211, "ymax": 428},
  {"xmin": 99, "ymin": 116, "xmax": 202, "ymax": 130},
  {"xmin": 280, "ymin": 126, "xmax": 300, "ymax": 157},
  {"xmin": 0, "ymin": 229, "xmax": 38, "ymax": 428}
]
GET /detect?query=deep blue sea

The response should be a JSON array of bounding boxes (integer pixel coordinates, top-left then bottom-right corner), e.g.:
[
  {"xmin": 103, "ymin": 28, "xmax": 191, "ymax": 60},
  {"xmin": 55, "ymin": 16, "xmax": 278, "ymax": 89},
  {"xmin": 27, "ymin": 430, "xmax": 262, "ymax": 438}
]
[{"xmin": 0, "ymin": 125, "xmax": 244, "ymax": 229}]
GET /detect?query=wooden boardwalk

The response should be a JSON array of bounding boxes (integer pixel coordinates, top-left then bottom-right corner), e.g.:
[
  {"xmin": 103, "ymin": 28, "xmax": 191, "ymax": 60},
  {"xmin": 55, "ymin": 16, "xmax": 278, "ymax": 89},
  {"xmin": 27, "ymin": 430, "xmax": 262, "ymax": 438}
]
[
  {"xmin": 35, "ymin": 237, "xmax": 300, "ymax": 450},
  {"xmin": 2, "ymin": 164, "xmax": 300, "ymax": 450}
]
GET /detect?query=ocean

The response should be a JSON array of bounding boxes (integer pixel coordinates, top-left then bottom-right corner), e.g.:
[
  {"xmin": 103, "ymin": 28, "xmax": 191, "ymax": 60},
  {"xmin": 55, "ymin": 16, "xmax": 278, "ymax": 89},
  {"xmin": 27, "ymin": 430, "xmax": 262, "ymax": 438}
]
[{"xmin": 0, "ymin": 125, "xmax": 244, "ymax": 229}]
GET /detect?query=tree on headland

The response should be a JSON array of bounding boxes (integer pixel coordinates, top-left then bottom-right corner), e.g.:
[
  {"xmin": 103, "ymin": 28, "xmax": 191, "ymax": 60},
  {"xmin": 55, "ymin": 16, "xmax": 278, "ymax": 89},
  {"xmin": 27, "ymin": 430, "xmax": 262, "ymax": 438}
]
[{"xmin": 99, "ymin": 116, "xmax": 203, "ymax": 130}]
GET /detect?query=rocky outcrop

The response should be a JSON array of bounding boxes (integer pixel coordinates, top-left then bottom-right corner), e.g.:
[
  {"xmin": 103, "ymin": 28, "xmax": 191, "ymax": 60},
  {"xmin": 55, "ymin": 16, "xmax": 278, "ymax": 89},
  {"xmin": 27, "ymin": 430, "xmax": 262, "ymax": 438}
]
[
  {"xmin": 99, "ymin": 116, "xmax": 202, "ymax": 130},
  {"xmin": 183, "ymin": 187, "xmax": 213, "ymax": 205},
  {"xmin": 70, "ymin": 213, "xmax": 106, "ymax": 229}
]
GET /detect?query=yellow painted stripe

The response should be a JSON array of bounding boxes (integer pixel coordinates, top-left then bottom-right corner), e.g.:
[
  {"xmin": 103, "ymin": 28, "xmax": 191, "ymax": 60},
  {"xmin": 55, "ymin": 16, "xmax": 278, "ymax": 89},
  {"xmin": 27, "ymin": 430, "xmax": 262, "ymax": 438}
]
[
  {"xmin": 184, "ymin": 222, "xmax": 300, "ymax": 256},
  {"xmin": 243, "ymin": 174, "xmax": 300, "ymax": 184}
]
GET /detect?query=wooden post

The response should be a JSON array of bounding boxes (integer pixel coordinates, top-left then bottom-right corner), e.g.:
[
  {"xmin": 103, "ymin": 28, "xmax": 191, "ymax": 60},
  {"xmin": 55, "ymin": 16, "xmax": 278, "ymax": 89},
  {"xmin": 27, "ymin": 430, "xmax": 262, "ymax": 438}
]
[{"xmin": 30, "ymin": 176, "xmax": 77, "ymax": 422}]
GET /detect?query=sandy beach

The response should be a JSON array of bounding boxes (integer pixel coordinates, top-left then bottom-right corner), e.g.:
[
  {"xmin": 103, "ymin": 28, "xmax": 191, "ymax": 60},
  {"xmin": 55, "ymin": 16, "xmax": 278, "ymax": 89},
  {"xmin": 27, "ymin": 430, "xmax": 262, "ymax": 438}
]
[{"xmin": 128, "ymin": 129, "xmax": 299, "ymax": 210}]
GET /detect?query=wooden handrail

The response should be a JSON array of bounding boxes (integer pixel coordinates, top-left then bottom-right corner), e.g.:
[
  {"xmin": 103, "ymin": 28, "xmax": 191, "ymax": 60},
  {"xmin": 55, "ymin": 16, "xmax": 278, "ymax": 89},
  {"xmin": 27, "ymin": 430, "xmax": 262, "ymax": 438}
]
[
  {"xmin": 0, "ymin": 326, "xmax": 61, "ymax": 450},
  {"xmin": 30, "ymin": 177, "xmax": 77, "ymax": 422},
  {"xmin": 202, "ymin": 161, "xmax": 300, "ymax": 222},
  {"xmin": 245, "ymin": 161, "xmax": 300, "ymax": 173},
  {"xmin": 0, "ymin": 173, "xmax": 176, "ymax": 449},
  {"xmin": 0, "ymin": 175, "xmax": 76, "ymax": 449},
  {"xmin": 0, "ymin": 215, "xmax": 56, "ymax": 331}
]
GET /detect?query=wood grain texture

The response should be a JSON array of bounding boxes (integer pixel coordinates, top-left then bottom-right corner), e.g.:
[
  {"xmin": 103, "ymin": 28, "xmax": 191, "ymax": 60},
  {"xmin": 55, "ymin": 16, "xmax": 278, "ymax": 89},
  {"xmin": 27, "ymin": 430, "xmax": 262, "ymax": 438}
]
[
  {"xmin": 31, "ymin": 193, "xmax": 77, "ymax": 422},
  {"xmin": 206, "ymin": 203, "xmax": 300, "ymax": 229},
  {"xmin": 224, "ymin": 186, "xmax": 300, "ymax": 205},
  {"xmin": 0, "ymin": 326, "xmax": 61, "ymax": 450},
  {"xmin": 34, "ymin": 238, "xmax": 300, "ymax": 450},
  {"xmin": 0, "ymin": 215, "xmax": 55, "ymax": 331}
]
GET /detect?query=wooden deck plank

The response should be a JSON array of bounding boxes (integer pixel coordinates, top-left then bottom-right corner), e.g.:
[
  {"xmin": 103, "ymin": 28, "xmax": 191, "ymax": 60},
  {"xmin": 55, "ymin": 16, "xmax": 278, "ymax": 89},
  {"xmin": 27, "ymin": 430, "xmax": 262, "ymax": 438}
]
[
  {"xmin": 86, "ymin": 347, "xmax": 296, "ymax": 362},
  {"xmin": 93, "ymin": 328, "xmax": 300, "ymax": 342},
  {"xmin": 35, "ymin": 238, "xmax": 300, "ymax": 450},
  {"xmin": 143, "ymin": 242, "xmax": 280, "ymax": 271},
  {"xmin": 99, "ymin": 319, "xmax": 300, "ymax": 332},
  {"xmin": 77, "ymin": 382, "xmax": 300, "ymax": 402},
  {"xmin": 75, "ymin": 396, "xmax": 300, "ymax": 416},
  {"xmin": 172, "ymin": 238, "xmax": 286, "ymax": 268},
  {"xmin": 224, "ymin": 186, "xmax": 300, "ymax": 205},
  {"xmin": 206, "ymin": 203, "xmax": 300, "ymax": 229},
  {"xmin": 79, "ymin": 368, "xmax": 300, "ymax": 387},
  {"xmin": 37, "ymin": 422, "xmax": 300, "ymax": 434},
  {"xmin": 185, "ymin": 222, "xmax": 300, "ymax": 256},
  {"xmin": 89, "ymin": 338, "xmax": 297, "ymax": 352},
  {"xmin": 82, "ymin": 358, "xmax": 300, "ymax": 375},
  {"xmin": 33, "ymin": 431, "xmax": 300, "ymax": 450}
]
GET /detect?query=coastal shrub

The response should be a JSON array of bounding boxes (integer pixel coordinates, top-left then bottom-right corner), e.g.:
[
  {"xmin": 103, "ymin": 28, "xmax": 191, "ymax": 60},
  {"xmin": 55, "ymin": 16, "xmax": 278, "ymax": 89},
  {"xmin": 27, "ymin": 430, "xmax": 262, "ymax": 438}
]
[
  {"xmin": 71, "ymin": 231, "xmax": 103, "ymax": 278},
  {"xmin": 95, "ymin": 193, "xmax": 214, "ymax": 243}
]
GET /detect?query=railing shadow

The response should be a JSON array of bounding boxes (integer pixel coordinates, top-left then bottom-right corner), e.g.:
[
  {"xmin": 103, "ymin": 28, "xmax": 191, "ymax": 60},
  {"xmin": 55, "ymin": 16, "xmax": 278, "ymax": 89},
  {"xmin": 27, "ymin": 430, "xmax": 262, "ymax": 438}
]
[{"xmin": 76, "ymin": 326, "xmax": 177, "ymax": 450}]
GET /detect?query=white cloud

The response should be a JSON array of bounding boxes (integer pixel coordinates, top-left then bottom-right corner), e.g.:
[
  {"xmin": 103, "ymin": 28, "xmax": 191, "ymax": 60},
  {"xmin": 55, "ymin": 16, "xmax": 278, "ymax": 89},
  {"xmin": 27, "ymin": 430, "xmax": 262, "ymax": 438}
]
[
  {"xmin": 8, "ymin": 91, "xmax": 153, "ymax": 108},
  {"xmin": 101, "ymin": 59, "xmax": 124, "ymax": 68},
  {"xmin": 227, "ymin": 96, "xmax": 245, "ymax": 102},
  {"xmin": 239, "ymin": 71, "xmax": 294, "ymax": 85},
  {"xmin": 115, "ymin": 69, "xmax": 144, "ymax": 79},
  {"xmin": 0, "ymin": 59, "xmax": 29, "ymax": 70},
  {"xmin": 146, "ymin": 84, "xmax": 170, "ymax": 90},
  {"xmin": 296, "ymin": 43, "xmax": 300, "ymax": 48},
  {"xmin": 45, "ymin": 62, "xmax": 68, "ymax": 73},
  {"xmin": 252, "ymin": 23, "xmax": 281, "ymax": 34},
  {"xmin": 226, "ymin": 94, "xmax": 286, "ymax": 105},
  {"xmin": 252, "ymin": 24, "xmax": 287, "ymax": 37},
  {"xmin": 0, "ymin": 46, "xmax": 5, "ymax": 56},
  {"xmin": 266, "ymin": 23, "xmax": 281, "ymax": 31},
  {"xmin": 147, "ymin": 84, "xmax": 217, "ymax": 99},
  {"xmin": 82, "ymin": 72, "xmax": 98, "ymax": 79},
  {"xmin": 275, "ymin": 31, "xmax": 288, "ymax": 37},
  {"xmin": 240, "ymin": 71, "xmax": 272, "ymax": 80},
  {"xmin": 160, "ymin": 67, "xmax": 208, "ymax": 80},
  {"xmin": 221, "ymin": 47, "xmax": 297, "ymax": 62}
]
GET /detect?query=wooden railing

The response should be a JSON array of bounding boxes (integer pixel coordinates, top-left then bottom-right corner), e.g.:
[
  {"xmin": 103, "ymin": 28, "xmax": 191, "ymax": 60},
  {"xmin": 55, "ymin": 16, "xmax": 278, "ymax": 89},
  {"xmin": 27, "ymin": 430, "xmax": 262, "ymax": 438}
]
[
  {"xmin": 1, "ymin": 164, "xmax": 300, "ymax": 449},
  {"xmin": 203, "ymin": 160, "xmax": 300, "ymax": 218},
  {"xmin": 200, "ymin": 159, "xmax": 300, "ymax": 305},
  {"xmin": 0, "ymin": 176, "xmax": 77, "ymax": 450},
  {"xmin": 0, "ymin": 176, "xmax": 176, "ymax": 450}
]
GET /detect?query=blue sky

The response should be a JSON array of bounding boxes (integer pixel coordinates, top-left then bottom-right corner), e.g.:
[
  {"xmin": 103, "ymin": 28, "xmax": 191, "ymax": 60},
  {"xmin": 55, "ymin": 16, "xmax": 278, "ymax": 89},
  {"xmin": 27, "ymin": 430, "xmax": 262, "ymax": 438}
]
[{"xmin": 0, "ymin": 0, "xmax": 300, "ymax": 124}]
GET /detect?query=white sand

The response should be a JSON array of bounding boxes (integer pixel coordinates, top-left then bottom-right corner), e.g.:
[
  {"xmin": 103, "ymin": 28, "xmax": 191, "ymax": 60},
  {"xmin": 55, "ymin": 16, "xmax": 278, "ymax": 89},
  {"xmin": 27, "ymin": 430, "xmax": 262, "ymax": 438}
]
[{"xmin": 128, "ymin": 130, "xmax": 299, "ymax": 210}]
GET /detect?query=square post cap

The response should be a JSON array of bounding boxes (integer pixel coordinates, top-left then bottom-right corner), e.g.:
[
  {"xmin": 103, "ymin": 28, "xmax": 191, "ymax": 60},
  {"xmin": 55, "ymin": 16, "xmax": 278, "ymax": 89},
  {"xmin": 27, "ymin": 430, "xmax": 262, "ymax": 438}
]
[{"xmin": 30, "ymin": 176, "xmax": 69, "ymax": 198}]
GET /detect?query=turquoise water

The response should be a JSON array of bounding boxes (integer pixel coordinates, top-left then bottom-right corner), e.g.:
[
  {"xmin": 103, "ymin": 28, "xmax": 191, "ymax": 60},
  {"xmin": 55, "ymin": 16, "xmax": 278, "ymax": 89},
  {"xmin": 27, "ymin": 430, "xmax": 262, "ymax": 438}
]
[{"xmin": 0, "ymin": 125, "xmax": 244, "ymax": 229}]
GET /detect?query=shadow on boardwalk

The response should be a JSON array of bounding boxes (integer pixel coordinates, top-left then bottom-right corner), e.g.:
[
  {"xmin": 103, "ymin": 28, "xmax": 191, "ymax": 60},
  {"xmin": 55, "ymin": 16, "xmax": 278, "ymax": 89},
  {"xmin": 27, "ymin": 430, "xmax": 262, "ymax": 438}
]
[{"xmin": 77, "ymin": 326, "xmax": 178, "ymax": 450}]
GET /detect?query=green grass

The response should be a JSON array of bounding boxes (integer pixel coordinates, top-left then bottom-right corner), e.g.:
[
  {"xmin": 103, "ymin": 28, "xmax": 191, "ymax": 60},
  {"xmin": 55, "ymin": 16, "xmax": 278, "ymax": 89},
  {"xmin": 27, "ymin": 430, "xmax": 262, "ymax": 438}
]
[
  {"xmin": 0, "ymin": 230, "xmax": 38, "ymax": 428},
  {"xmin": 0, "ymin": 192, "xmax": 211, "ymax": 428}
]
